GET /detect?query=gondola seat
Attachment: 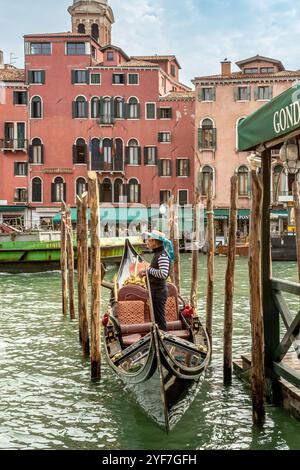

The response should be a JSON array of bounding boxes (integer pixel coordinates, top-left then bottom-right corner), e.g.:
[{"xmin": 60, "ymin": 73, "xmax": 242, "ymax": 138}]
[{"xmin": 122, "ymin": 334, "xmax": 143, "ymax": 348}]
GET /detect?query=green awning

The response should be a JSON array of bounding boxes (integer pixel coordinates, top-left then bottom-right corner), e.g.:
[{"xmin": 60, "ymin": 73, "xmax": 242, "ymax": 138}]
[
  {"xmin": 238, "ymin": 82, "xmax": 300, "ymax": 151},
  {"xmin": 0, "ymin": 206, "xmax": 26, "ymax": 213},
  {"xmin": 53, "ymin": 207, "xmax": 149, "ymax": 224}
]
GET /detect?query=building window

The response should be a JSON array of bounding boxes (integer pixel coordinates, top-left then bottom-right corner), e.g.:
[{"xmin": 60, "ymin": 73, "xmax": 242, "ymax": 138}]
[
  {"xmin": 198, "ymin": 119, "xmax": 216, "ymax": 150},
  {"xmin": 73, "ymin": 139, "xmax": 87, "ymax": 164},
  {"xmin": 73, "ymin": 96, "xmax": 88, "ymax": 119},
  {"xmin": 103, "ymin": 138, "xmax": 112, "ymax": 165},
  {"xmin": 158, "ymin": 159, "xmax": 172, "ymax": 177},
  {"xmin": 76, "ymin": 178, "xmax": 87, "ymax": 198},
  {"xmin": 146, "ymin": 103, "xmax": 156, "ymax": 120},
  {"xmin": 127, "ymin": 97, "xmax": 140, "ymax": 119},
  {"xmin": 91, "ymin": 97, "xmax": 101, "ymax": 119},
  {"xmin": 158, "ymin": 108, "xmax": 173, "ymax": 119},
  {"xmin": 67, "ymin": 42, "xmax": 86, "ymax": 55},
  {"xmin": 235, "ymin": 86, "xmax": 251, "ymax": 101},
  {"xmin": 126, "ymin": 139, "xmax": 140, "ymax": 165},
  {"xmin": 91, "ymin": 24, "xmax": 99, "ymax": 42},
  {"xmin": 128, "ymin": 179, "xmax": 140, "ymax": 203},
  {"xmin": 107, "ymin": 51, "xmax": 114, "ymax": 61},
  {"xmin": 176, "ymin": 159, "xmax": 190, "ymax": 177},
  {"xmin": 260, "ymin": 67, "xmax": 274, "ymax": 74},
  {"xmin": 112, "ymin": 74, "xmax": 125, "ymax": 85},
  {"xmin": 178, "ymin": 190, "xmax": 188, "ymax": 206},
  {"xmin": 13, "ymin": 91, "xmax": 28, "ymax": 106},
  {"xmin": 30, "ymin": 96, "xmax": 42, "ymax": 119},
  {"xmin": 14, "ymin": 162, "xmax": 28, "ymax": 176},
  {"xmin": 30, "ymin": 43, "xmax": 51, "ymax": 55},
  {"xmin": 171, "ymin": 64, "xmax": 176, "ymax": 77},
  {"xmin": 200, "ymin": 166, "xmax": 214, "ymax": 196},
  {"xmin": 101, "ymin": 97, "xmax": 114, "ymax": 124},
  {"xmin": 244, "ymin": 68, "xmax": 258, "ymax": 74},
  {"xmin": 128, "ymin": 73, "xmax": 139, "ymax": 85},
  {"xmin": 199, "ymin": 87, "xmax": 216, "ymax": 102},
  {"xmin": 14, "ymin": 188, "xmax": 27, "ymax": 203},
  {"xmin": 100, "ymin": 178, "xmax": 113, "ymax": 203},
  {"xmin": 52, "ymin": 177, "xmax": 66, "ymax": 203},
  {"xmin": 160, "ymin": 190, "xmax": 171, "ymax": 205},
  {"xmin": 114, "ymin": 178, "xmax": 125, "ymax": 203},
  {"xmin": 237, "ymin": 166, "xmax": 250, "ymax": 197},
  {"xmin": 78, "ymin": 24, "xmax": 86, "ymax": 34},
  {"xmin": 28, "ymin": 70, "xmax": 45, "ymax": 84},
  {"xmin": 144, "ymin": 147, "xmax": 157, "ymax": 165},
  {"xmin": 158, "ymin": 132, "xmax": 171, "ymax": 143},
  {"xmin": 91, "ymin": 73, "xmax": 101, "ymax": 84},
  {"xmin": 114, "ymin": 97, "xmax": 125, "ymax": 119},
  {"xmin": 255, "ymin": 86, "xmax": 273, "ymax": 101},
  {"xmin": 29, "ymin": 138, "xmax": 44, "ymax": 164},
  {"xmin": 32, "ymin": 178, "xmax": 42, "ymax": 203},
  {"xmin": 4, "ymin": 122, "xmax": 26, "ymax": 150},
  {"xmin": 72, "ymin": 70, "xmax": 89, "ymax": 84},
  {"xmin": 273, "ymin": 165, "xmax": 286, "ymax": 202}
]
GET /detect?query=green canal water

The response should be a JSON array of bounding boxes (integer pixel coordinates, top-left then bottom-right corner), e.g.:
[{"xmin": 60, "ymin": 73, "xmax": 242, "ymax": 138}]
[{"xmin": 0, "ymin": 255, "xmax": 300, "ymax": 450}]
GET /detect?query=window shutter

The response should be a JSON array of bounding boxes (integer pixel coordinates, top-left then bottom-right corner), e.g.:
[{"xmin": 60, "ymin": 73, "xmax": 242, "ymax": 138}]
[
  {"xmin": 155, "ymin": 147, "xmax": 158, "ymax": 165},
  {"xmin": 84, "ymin": 101, "xmax": 89, "ymax": 118},
  {"xmin": 187, "ymin": 160, "xmax": 191, "ymax": 177},
  {"xmin": 71, "ymin": 70, "xmax": 77, "ymax": 84},
  {"xmin": 157, "ymin": 108, "xmax": 162, "ymax": 119},
  {"xmin": 51, "ymin": 183, "xmax": 56, "ymax": 203},
  {"xmin": 247, "ymin": 86, "xmax": 251, "ymax": 101},
  {"xmin": 138, "ymin": 184, "xmax": 141, "ymax": 203},
  {"xmin": 72, "ymin": 101, "xmax": 77, "ymax": 119},
  {"xmin": 158, "ymin": 133, "xmax": 162, "ymax": 143},
  {"xmin": 63, "ymin": 183, "xmax": 67, "ymax": 203},
  {"xmin": 136, "ymin": 103, "xmax": 141, "ymax": 119},
  {"xmin": 169, "ymin": 161, "xmax": 173, "ymax": 177},
  {"xmin": 197, "ymin": 89, "xmax": 202, "ymax": 102},
  {"xmin": 99, "ymin": 97, "xmax": 104, "ymax": 122},
  {"xmin": 40, "ymin": 144, "xmax": 44, "ymax": 164},
  {"xmin": 254, "ymin": 86, "xmax": 258, "ymax": 100},
  {"xmin": 158, "ymin": 160, "xmax": 162, "ymax": 177},
  {"xmin": 28, "ymin": 145, "xmax": 33, "ymax": 163},
  {"xmin": 41, "ymin": 71, "xmax": 45, "ymax": 84},
  {"xmin": 86, "ymin": 71, "xmax": 90, "ymax": 84},
  {"xmin": 169, "ymin": 108, "xmax": 173, "ymax": 118},
  {"xmin": 73, "ymin": 144, "xmax": 77, "ymax": 164},
  {"xmin": 13, "ymin": 91, "xmax": 17, "ymax": 105},
  {"xmin": 14, "ymin": 162, "xmax": 18, "ymax": 176},
  {"xmin": 198, "ymin": 128, "xmax": 203, "ymax": 149},
  {"xmin": 125, "ymin": 147, "xmax": 130, "ymax": 164},
  {"xmin": 212, "ymin": 88, "xmax": 216, "ymax": 101},
  {"xmin": 144, "ymin": 147, "xmax": 148, "ymax": 165},
  {"xmin": 83, "ymin": 144, "xmax": 87, "ymax": 163},
  {"xmin": 113, "ymin": 97, "xmax": 118, "ymax": 118},
  {"xmin": 110, "ymin": 97, "xmax": 115, "ymax": 122},
  {"xmin": 176, "ymin": 160, "xmax": 180, "ymax": 177},
  {"xmin": 269, "ymin": 86, "xmax": 273, "ymax": 99},
  {"xmin": 28, "ymin": 71, "xmax": 34, "ymax": 84},
  {"xmin": 234, "ymin": 87, "xmax": 238, "ymax": 101},
  {"xmin": 212, "ymin": 128, "xmax": 217, "ymax": 150},
  {"xmin": 24, "ymin": 163, "xmax": 28, "ymax": 176},
  {"xmin": 137, "ymin": 147, "xmax": 142, "ymax": 165}
]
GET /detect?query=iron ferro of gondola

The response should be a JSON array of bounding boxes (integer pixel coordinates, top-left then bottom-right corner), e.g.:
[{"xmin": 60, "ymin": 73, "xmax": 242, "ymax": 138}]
[{"xmin": 103, "ymin": 239, "xmax": 211, "ymax": 433}]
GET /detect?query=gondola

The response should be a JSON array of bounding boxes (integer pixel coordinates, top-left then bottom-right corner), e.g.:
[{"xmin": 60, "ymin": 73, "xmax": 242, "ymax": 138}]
[{"xmin": 103, "ymin": 239, "xmax": 211, "ymax": 433}]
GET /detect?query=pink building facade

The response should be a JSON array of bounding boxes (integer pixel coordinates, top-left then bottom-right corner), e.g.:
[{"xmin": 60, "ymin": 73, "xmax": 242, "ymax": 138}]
[
  {"xmin": 0, "ymin": 0, "xmax": 195, "ymax": 228},
  {"xmin": 193, "ymin": 55, "xmax": 300, "ymax": 239}
]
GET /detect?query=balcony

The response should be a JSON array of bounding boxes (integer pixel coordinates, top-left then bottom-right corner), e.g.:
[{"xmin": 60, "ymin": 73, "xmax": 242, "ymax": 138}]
[
  {"xmin": 91, "ymin": 160, "xmax": 124, "ymax": 173},
  {"xmin": 0, "ymin": 139, "xmax": 28, "ymax": 152},
  {"xmin": 97, "ymin": 115, "xmax": 115, "ymax": 126}
]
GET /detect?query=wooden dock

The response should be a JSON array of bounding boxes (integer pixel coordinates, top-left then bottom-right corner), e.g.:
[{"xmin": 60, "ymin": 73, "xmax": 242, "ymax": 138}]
[{"xmin": 234, "ymin": 353, "xmax": 300, "ymax": 421}]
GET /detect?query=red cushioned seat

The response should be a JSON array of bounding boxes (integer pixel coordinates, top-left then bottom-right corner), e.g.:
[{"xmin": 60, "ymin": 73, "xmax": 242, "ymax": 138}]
[
  {"xmin": 168, "ymin": 330, "xmax": 190, "ymax": 340},
  {"xmin": 122, "ymin": 334, "xmax": 142, "ymax": 348}
]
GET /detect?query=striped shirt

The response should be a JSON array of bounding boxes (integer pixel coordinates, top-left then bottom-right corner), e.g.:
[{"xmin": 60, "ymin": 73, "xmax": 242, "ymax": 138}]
[{"xmin": 148, "ymin": 253, "xmax": 170, "ymax": 280}]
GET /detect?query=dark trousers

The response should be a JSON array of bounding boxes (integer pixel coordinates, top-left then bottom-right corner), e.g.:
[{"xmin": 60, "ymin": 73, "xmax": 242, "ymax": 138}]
[{"xmin": 150, "ymin": 284, "xmax": 168, "ymax": 332}]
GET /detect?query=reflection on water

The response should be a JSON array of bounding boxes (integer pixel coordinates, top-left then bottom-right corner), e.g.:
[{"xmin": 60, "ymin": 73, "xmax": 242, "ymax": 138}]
[{"xmin": 0, "ymin": 256, "xmax": 300, "ymax": 450}]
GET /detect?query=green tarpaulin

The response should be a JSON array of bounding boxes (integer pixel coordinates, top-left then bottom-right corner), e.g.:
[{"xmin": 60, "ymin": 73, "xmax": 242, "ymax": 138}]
[
  {"xmin": 0, "ymin": 206, "xmax": 26, "ymax": 213},
  {"xmin": 238, "ymin": 82, "xmax": 300, "ymax": 151}
]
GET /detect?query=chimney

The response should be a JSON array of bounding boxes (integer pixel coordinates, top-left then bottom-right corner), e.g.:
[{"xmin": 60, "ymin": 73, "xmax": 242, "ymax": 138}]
[
  {"xmin": 221, "ymin": 59, "xmax": 231, "ymax": 76},
  {"xmin": 0, "ymin": 51, "xmax": 4, "ymax": 69}
]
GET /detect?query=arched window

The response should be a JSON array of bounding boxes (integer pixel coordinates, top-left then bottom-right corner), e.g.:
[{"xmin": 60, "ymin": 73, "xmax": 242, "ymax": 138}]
[
  {"xmin": 29, "ymin": 138, "xmax": 44, "ymax": 164},
  {"xmin": 91, "ymin": 138, "xmax": 100, "ymax": 171},
  {"xmin": 198, "ymin": 118, "xmax": 216, "ymax": 150},
  {"xmin": 73, "ymin": 138, "xmax": 87, "ymax": 165},
  {"xmin": 127, "ymin": 139, "xmax": 140, "ymax": 165},
  {"xmin": 128, "ymin": 178, "xmax": 140, "ymax": 203},
  {"xmin": 91, "ymin": 97, "xmax": 100, "ymax": 119},
  {"xmin": 103, "ymin": 138, "xmax": 112, "ymax": 166},
  {"xmin": 114, "ymin": 178, "xmax": 124, "ymax": 203},
  {"xmin": 91, "ymin": 23, "xmax": 99, "ymax": 41},
  {"xmin": 73, "ymin": 96, "xmax": 88, "ymax": 119},
  {"xmin": 76, "ymin": 178, "xmax": 87, "ymax": 198},
  {"xmin": 273, "ymin": 165, "xmax": 286, "ymax": 202},
  {"xmin": 102, "ymin": 97, "xmax": 113, "ymax": 124},
  {"xmin": 78, "ymin": 23, "xmax": 86, "ymax": 34},
  {"xmin": 31, "ymin": 96, "xmax": 42, "ymax": 119},
  {"xmin": 114, "ymin": 138, "xmax": 124, "ymax": 172},
  {"xmin": 200, "ymin": 165, "xmax": 214, "ymax": 196},
  {"xmin": 100, "ymin": 178, "xmax": 112, "ymax": 203},
  {"xmin": 128, "ymin": 97, "xmax": 140, "ymax": 119},
  {"xmin": 52, "ymin": 177, "xmax": 66, "ymax": 203},
  {"xmin": 115, "ymin": 97, "xmax": 125, "ymax": 119},
  {"xmin": 237, "ymin": 166, "xmax": 250, "ymax": 197},
  {"xmin": 32, "ymin": 177, "xmax": 42, "ymax": 203}
]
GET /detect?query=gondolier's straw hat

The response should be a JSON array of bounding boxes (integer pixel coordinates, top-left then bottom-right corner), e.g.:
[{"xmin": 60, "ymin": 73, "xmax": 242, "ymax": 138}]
[{"xmin": 144, "ymin": 230, "xmax": 175, "ymax": 263}]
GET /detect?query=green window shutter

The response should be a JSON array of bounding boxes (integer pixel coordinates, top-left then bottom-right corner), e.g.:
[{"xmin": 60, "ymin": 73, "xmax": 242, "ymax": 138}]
[
  {"xmin": 13, "ymin": 91, "xmax": 17, "ymax": 105},
  {"xmin": 137, "ymin": 147, "xmax": 142, "ymax": 165},
  {"xmin": 51, "ymin": 183, "xmax": 56, "ymax": 202},
  {"xmin": 137, "ymin": 103, "xmax": 141, "ymax": 119},
  {"xmin": 198, "ymin": 128, "xmax": 203, "ymax": 149},
  {"xmin": 169, "ymin": 108, "xmax": 173, "ymax": 118},
  {"xmin": 247, "ymin": 86, "xmax": 251, "ymax": 101},
  {"xmin": 234, "ymin": 87, "xmax": 239, "ymax": 101},
  {"xmin": 158, "ymin": 133, "xmax": 162, "ymax": 143},
  {"xmin": 269, "ymin": 86, "xmax": 273, "ymax": 99},
  {"xmin": 41, "ymin": 71, "xmax": 45, "ymax": 84},
  {"xmin": 14, "ymin": 162, "xmax": 18, "ymax": 176},
  {"xmin": 144, "ymin": 147, "xmax": 148, "ymax": 165},
  {"xmin": 24, "ymin": 163, "xmax": 28, "ymax": 176},
  {"xmin": 72, "ymin": 101, "xmax": 77, "ymax": 118},
  {"xmin": 84, "ymin": 101, "xmax": 89, "ymax": 118},
  {"xmin": 125, "ymin": 147, "xmax": 130, "ymax": 164},
  {"xmin": 155, "ymin": 147, "xmax": 158, "ymax": 165},
  {"xmin": 28, "ymin": 145, "xmax": 33, "ymax": 163},
  {"xmin": 113, "ymin": 97, "xmax": 118, "ymax": 118},
  {"xmin": 110, "ymin": 97, "xmax": 115, "ymax": 122},
  {"xmin": 71, "ymin": 70, "xmax": 76, "ymax": 84},
  {"xmin": 40, "ymin": 144, "xmax": 44, "ymax": 164},
  {"xmin": 212, "ymin": 88, "xmax": 216, "ymax": 101},
  {"xmin": 63, "ymin": 183, "xmax": 67, "ymax": 203},
  {"xmin": 99, "ymin": 97, "xmax": 104, "ymax": 122},
  {"xmin": 254, "ymin": 86, "xmax": 258, "ymax": 100},
  {"xmin": 212, "ymin": 128, "xmax": 217, "ymax": 150},
  {"xmin": 197, "ymin": 89, "xmax": 202, "ymax": 102},
  {"xmin": 158, "ymin": 160, "xmax": 162, "ymax": 176},
  {"xmin": 86, "ymin": 71, "xmax": 90, "ymax": 84},
  {"xmin": 157, "ymin": 108, "xmax": 162, "ymax": 119},
  {"xmin": 73, "ymin": 144, "xmax": 77, "ymax": 164},
  {"xmin": 28, "ymin": 71, "xmax": 34, "ymax": 84},
  {"xmin": 176, "ymin": 160, "xmax": 180, "ymax": 177}
]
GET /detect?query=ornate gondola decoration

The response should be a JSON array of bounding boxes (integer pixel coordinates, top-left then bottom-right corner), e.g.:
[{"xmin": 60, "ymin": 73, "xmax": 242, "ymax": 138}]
[{"xmin": 103, "ymin": 239, "xmax": 211, "ymax": 433}]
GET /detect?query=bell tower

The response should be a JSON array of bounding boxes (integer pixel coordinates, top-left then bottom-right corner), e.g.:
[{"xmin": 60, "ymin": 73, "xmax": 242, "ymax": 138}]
[{"xmin": 68, "ymin": 0, "xmax": 114, "ymax": 46}]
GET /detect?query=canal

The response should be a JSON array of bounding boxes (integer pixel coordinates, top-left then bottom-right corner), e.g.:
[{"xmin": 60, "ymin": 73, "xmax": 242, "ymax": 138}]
[{"xmin": 0, "ymin": 255, "xmax": 300, "ymax": 450}]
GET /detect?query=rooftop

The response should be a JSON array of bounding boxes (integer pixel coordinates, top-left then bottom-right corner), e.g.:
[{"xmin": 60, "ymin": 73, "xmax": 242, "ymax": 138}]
[
  {"xmin": 0, "ymin": 67, "xmax": 25, "ymax": 82},
  {"xmin": 159, "ymin": 91, "xmax": 195, "ymax": 101},
  {"xmin": 194, "ymin": 70, "xmax": 300, "ymax": 82},
  {"xmin": 131, "ymin": 55, "xmax": 181, "ymax": 69}
]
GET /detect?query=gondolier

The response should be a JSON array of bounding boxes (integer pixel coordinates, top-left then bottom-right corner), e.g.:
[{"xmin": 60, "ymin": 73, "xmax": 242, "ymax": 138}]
[{"xmin": 139, "ymin": 230, "xmax": 174, "ymax": 331}]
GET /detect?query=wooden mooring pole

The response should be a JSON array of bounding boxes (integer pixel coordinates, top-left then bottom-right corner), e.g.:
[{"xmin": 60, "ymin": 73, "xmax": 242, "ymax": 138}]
[
  {"xmin": 66, "ymin": 206, "xmax": 76, "ymax": 321},
  {"xmin": 77, "ymin": 193, "xmax": 90, "ymax": 355},
  {"xmin": 190, "ymin": 193, "xmax": 200, "ymax": 312},
  {"xmin": 292, "ymin": 179, "xmax": 300, "ymax": 283},
  {"xmin": 249, "ymin": 170, "xmax": 265, "ymax": 425},
  {"xmin": 88, "ymin": 172, "xmax": 101, "ymax": 380},
  {"xmin": 60, "ymin": 201, "xmax": 68, "ymax": 316},
  {"xmin": 206, "ymin": 181, "xmax": 214, "ymax": 349},
  {"xmin": 223, "ymin": 175, "xmax": 238, "ymax": 385}
]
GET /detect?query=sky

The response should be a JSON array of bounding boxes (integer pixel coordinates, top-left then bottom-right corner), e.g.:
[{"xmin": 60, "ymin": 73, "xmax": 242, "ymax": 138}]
[{"xmin": 0, "ymin": 0, "xmax": 299, "ymax": 86}]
